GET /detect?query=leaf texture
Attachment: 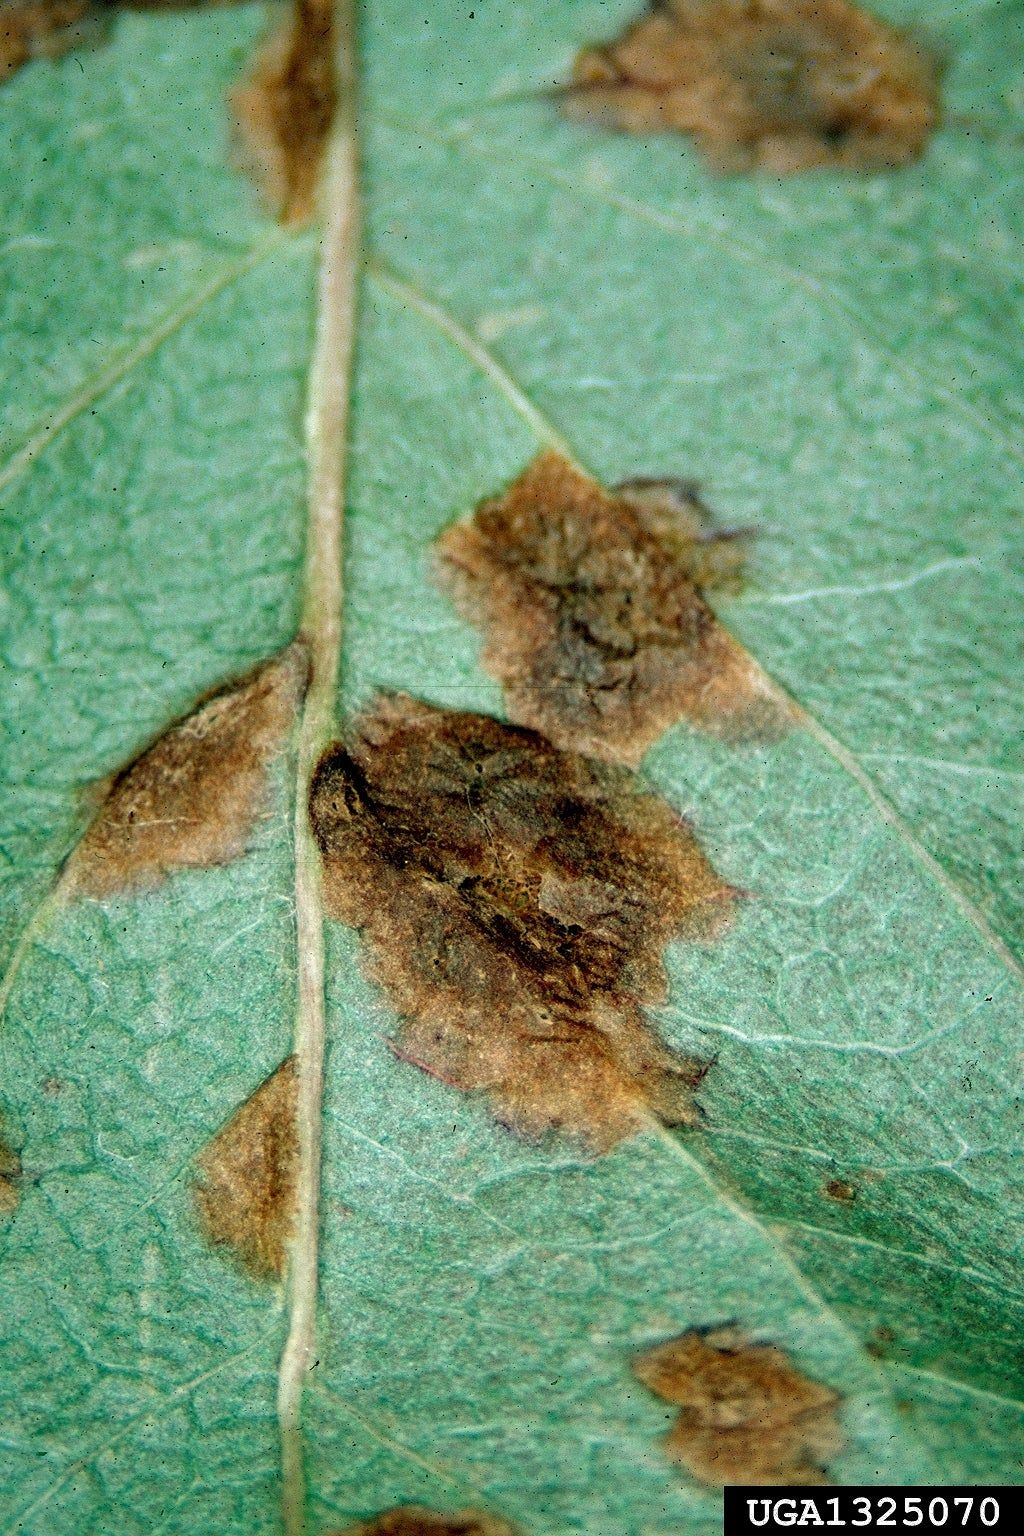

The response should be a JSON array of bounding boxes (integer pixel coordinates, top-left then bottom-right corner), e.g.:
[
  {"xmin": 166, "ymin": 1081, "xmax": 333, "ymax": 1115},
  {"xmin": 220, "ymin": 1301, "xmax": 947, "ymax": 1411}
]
[{"xmin": 1, "ymin": 4, "xmax": 1022, "ymax": 1534}]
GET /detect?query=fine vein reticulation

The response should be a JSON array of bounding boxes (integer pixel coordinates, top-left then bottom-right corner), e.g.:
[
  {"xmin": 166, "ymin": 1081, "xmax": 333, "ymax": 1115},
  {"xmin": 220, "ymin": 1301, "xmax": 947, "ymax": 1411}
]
[{"xmin": 277, "ymin": 3, "xmax": 359, "ymax": 1532}]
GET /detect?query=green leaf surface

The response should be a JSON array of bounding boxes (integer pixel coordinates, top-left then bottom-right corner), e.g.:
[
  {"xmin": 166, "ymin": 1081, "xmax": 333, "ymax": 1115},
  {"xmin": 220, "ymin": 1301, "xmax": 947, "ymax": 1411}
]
[{"xmin": 1, "ymin": 3, "xmax": 1022, "ymax": 1533}]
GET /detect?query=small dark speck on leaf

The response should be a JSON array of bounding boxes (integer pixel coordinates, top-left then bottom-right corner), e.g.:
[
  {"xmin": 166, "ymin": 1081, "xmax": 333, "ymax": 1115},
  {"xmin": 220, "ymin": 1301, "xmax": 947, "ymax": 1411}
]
[{"xmin": 823, "ymin": 1177, "xmax": 856, "ymax": 1202}]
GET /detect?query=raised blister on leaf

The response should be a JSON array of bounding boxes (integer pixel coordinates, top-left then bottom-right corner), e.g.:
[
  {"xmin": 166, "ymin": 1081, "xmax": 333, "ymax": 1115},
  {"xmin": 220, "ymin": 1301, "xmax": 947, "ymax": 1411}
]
[
  {"xmin": 435, "ymin": 451, "xmax": 785, "ymax": 765},
  {"xmin": 310, "ymin": 693, "xmax": 732, "ymax": 1150},
  {"xmin": 193, "ymin": 1056, "xmax": 299, "ymax": 1279},
  {"xmin": 565, "ymin": 0, "xmax": 939, "ymax": 173},
  {"xmin": 633, "ymin": 1325, "xmax": 844, "ymax": 1485},
  {"xmin": 68, "ymin": 641, "xmax": 309, "ymax": 898},
  {"xmin": 334, "ymin": 1509, "xmax": 518, "ymax": 1536},
  {"xmin": 232, "ymin": 0, "xmax": 338, "ymax": 224}
]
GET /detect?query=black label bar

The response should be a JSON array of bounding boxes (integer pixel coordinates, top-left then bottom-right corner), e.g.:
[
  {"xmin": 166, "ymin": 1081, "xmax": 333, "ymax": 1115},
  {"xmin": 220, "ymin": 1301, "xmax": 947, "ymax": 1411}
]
[{"xmin": 724, "ymin": 1489, "xmax": 1020, "ymax": 1536}]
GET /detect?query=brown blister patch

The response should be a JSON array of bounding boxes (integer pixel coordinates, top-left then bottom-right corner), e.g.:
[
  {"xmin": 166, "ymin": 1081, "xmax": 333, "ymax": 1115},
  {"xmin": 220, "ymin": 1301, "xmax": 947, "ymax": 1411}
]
[
  {"xmin": 634, "ymin": 1325, "xmax": 844, "ymax": 1485},
  {"xmin": 0, "ymin": 1131, "xmax": 21, "ymax": 1216},
  {"xmin": 565, "ymin": 0, "xmax": 939, "ymax": 172},
  {"xmin": 335, "ymin": 1510, "xmax": 517, "ymax": 1536},
  {"xmin": 193, "ymin": 1056, "xmax": 298, "ymax": 1278},
  {"xmin": 823, "ymin": 1176, "xmax": 856, "ymax": 1202},
  {"xmin": 310, "ymin": 693, "xmax": 732, "ymax": 1150},
  {"xmin": 232, "ymin": 0, "xmax": 337, "ymax": 224},
  {"xmin": 435, "ymin": 451, "xmax": 785, "ymax": 766},
  {"xmin": 69, "ymin": 641, "xmax": 309, "ymax": 898}
]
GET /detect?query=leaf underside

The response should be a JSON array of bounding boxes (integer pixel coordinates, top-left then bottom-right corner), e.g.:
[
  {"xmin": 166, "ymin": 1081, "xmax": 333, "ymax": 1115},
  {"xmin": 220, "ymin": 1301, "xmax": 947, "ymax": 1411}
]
[{"xmin": 1, "ymin": 4, "xmax": 1022, "ymax": 1534}]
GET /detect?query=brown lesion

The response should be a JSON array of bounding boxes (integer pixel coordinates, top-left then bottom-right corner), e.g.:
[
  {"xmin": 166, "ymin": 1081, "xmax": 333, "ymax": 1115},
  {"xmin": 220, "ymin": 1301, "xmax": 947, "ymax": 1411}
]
[
  {"xmin": 0, "ymin": 1128, "xmax": 21, "ymax": 1216},
  {"xmin": 334, "ymin": 1510, "xmax": 518, "ymax": 1536},
  {"xmin": 823, "ymin": 1176, "xmax": 856, "ymax": 1202},
  {"xmin": 68, "ymin": 640, "xmax": 309, "ymax": 898},
  {"xmin": 3, "ymin": 0, "xmax": 338, "ymax": 224},
  {"xmin": 310, "ymin": 693, "xmax": 732, "ymax": 1150},
  {"xmin": 231, "ymin": 0, "xmax": 338, "ymax": 225},
  {"xmin": 1, "ymin": 0, "xmax": 97, "ymax": 81},
  {"xmin": 633, "ymin": 1324, "xmax": 844, "ymax": 1484},
  {"xmin": 193, "ymin": 1055, "xmax": 299, "ymax": 1278},
  {"xmin": 0, "ymin": 0, "xmax": 237, "ymax": 86},
  {"xmin": 564, "ymin": 0, "xmax": 939, "ymax": 172},
  {"xmin": 435, "ymin": 451, "xmax": 786, "ymax": 767}
]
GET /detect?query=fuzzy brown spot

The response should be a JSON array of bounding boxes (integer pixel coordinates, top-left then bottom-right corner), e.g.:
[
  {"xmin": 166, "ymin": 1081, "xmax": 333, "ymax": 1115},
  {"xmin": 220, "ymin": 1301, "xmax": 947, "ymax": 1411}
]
[
  {"xmin": 634, "ymin": 1325, "xmax": 843, "ymax": 1485},
  {"xmin": 823, "ymin": 1177, "xmax": 856, "ymax": 1202},
  {"xmin": 232, "ymin": 0, "xmax": 337, "ymax": 224},
  {"xmin": 193, "ymin": 1056, "xmax": 298, "ymax": 1278},
  {"xmin": 865, "ymin": 1323, "xmax": 896, "ymax": 1358},
  {"xmin": 0, "ymin": 1131, "xmax": 21, "ymax": 1216},
  {"xmin": 435, "ymin": 452, "xmax": 784, "ymax": 765},
  {"xmin": 310, "ymin": 693, "xmax": 731, "ymax": 1150},
  {"xmin": 565, "ymin": 0, "xmax": 938, "ymax": 172},
  {"xmin": 69, "ymin": 641, "xmax": 309, "ymax": 898},
  {"xmin": 335, "ymin": 1510, "xmax": 517, "ymax": 1536}
]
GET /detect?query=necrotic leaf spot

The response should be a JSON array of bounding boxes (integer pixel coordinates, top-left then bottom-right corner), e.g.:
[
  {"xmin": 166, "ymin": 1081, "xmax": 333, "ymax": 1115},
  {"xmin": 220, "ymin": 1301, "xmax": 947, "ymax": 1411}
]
[
  {"xmin": 0, "ymin": 0, "xmax": 98, "ymax": 81},
  {"xmin": 823, "ymin": 1177, "xmax": 856, "ymax": 1202},
  {"xmin": 69, "ymin": 641, "xmax": 309, "ymax": 898},
  {"xmin": 310, "ymin": 693, "xmax": 733, "ymax": 1150},
  {"xmin": 232, "ymin": 0, "xmax": 338, "ymax": 225},
  {"xmin": 0, "ymin": 1126, "xmax": 21, "ymax": 1216},
  {"xmin": 2, "ymin": 1, "xmax": 337, "ymax": 226},
  {"xmin": 633, "ymin": 1324, "xmax": 844, "ymax": 1485},
  {"xmin": 334, "ymin": 1509, "xmax": 518, "ymax": 1536},
  {"xmin": 435, "ymin": 451, "xmax": 786, "ymax": 766},
  {"xmin": 193, "ymin": 1056, "xmax": 299, "ymax": 1279},
  {"xmin": 563, "ymin": 0, "xmax": 939, "ymax": 173}
]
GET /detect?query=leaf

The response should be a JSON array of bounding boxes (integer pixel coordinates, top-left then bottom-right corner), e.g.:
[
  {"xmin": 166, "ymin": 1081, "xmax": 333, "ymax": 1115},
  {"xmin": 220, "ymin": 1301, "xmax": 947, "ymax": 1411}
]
[{"xmin": 1, "ymin": 3, "xmax": 1022, "ymax": 1533}]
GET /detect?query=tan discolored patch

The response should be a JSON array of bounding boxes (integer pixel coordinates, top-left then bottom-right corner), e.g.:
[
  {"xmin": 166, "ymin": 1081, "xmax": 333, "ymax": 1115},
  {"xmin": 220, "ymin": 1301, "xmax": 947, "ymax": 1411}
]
[
  {"xmin": 193, "ymin": 1056, "xmax": 299, "ymax": 1278},
  {"xmin": 634, "ymin": 1325, "xmax": 844, "ymax": 1485},
  {"xmin": 69, "ymin": 641, "xmax": 309, "ymax": 898},
  {"xmin": 564, "ymin": 0, "xmax": 939, "ymax": 173},
  {"xmin": 310, "ymin": 693, "xmax": 733, "ymax": 1150},
  {"xmin": 1, "ymin": 2, "xmax": 240, "ymax": 87},
  {"xmin": 435, "ymin": 451, "xmax": 785, "ymax": 766},
  {"xmin": 335, "ymin": 1510, "xmax": 518, "ymax": 1536},
  {"xmin": 0, "ymin": 0, "xmax": 96, "ymax": 80},
  {"xmin": 232, "ymin": 0, "xmax": 337, "ymax": 224},
  {"xmin": 0, "ymin": 1130, "xmax": 21, "ymax": 1216},
  {"xmin": 823, "ymin": 1176, "xmax": 856, "ymax": 1202}
]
